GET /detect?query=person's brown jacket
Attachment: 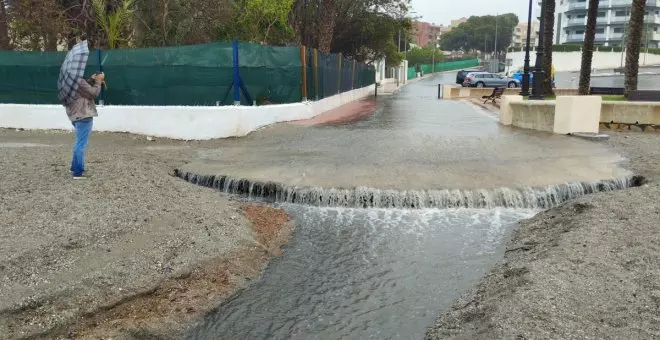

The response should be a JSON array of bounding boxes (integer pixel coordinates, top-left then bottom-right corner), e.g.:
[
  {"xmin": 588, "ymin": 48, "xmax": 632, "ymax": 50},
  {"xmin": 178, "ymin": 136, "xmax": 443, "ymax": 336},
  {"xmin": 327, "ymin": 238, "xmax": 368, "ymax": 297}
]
[{"xmin": 65, "ymin": 78, "xmax": 101, "ymax": 122}]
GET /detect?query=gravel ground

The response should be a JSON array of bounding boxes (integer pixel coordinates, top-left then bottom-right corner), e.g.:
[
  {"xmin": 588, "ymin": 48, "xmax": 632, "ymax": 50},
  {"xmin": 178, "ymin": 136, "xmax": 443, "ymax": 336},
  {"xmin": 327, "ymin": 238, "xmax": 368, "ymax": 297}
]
[
  {"xmin": 426, "ymin": 131, "xmax": 660, "ymax": 340},
  {"xmin": 0, "ymin": 129, "xmax": 291, "ymax": 339}
]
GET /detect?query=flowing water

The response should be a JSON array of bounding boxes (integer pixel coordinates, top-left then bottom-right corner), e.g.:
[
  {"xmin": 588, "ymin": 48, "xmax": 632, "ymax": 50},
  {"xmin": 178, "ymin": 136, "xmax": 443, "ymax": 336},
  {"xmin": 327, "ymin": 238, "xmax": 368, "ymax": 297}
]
[
  {"xmin": 182, "ymin": 73, "xmax": 640, "ymax": 339},
  {"xmin": 188, "ymin": 206, "xmax": 538, "ymax": 340},
  {"xmin": 177, "ymin": 170, "xmax": 640, "ymax": 210}
]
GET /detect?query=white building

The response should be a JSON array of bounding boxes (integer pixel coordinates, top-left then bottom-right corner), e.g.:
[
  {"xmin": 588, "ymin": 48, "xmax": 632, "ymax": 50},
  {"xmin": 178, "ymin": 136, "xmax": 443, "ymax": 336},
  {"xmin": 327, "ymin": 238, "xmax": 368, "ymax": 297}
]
[
  {"xmin": 549, "ymin": 0, "xmax": 660, "ymax": 47},
  {"xmin": 511, "ymin": 22, "xmax": 540, "ymax": 48}
]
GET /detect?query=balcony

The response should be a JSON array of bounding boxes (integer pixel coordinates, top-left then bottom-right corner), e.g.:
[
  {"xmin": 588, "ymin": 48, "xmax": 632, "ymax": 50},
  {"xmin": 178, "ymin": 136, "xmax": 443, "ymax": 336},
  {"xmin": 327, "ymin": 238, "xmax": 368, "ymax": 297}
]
[
  {"xmin": 568, "ymin": 2, "xmax": 587, "ymax": 10},
  {"xmin": 565, "ymin": 17, "xmax": 586, "ymax": 26},
  {"xmin": 609, "ymin": 32, "xmax": 624, "ymax": 39},
  {"xmin": 596, "ymin": 17, "xmax": 610, "ymax": 24},
  {"xmin": 609, "ymin": 0, "xmax": 631, "ymax": 7},
  {"xmin": 566, "ymin": 35, "xmax": 584, "ymax": 43},
  {"xmin": 610, "ymin": 16, "xmax": 629, "ymax": 23}
]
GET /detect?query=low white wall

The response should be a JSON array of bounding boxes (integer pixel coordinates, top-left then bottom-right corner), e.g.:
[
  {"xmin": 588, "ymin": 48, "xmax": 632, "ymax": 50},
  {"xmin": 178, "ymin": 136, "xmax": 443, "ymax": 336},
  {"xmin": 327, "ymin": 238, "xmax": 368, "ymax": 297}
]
[
  {"xmin": 0, "ymin": 85, "xmax": 375, "ymax": 140},
  {"xmin": 508, "ymin": 51, "xmax": 660, "ymax": 72},
  {"xmin": 501, "ymin": 95, "xmax": 602, "ymax": 134}
]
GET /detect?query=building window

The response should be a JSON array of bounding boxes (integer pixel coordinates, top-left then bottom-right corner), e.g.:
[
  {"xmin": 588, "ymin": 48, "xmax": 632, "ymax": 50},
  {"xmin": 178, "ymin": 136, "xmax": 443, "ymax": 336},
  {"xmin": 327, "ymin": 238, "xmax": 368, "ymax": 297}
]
[
  {"xmin": 575, "ymin": 30, "xmax": 585, "ymax": 35},
  {"xmin": 597, "ymin": 12, "xmax": 606, "ymax": 18},
  {"xmin": 615, "ymin": 11, "xmax": 626, "ymax": 17},
  {"xmin": 577, "ymin": 14, "xmax": 586, "ymax": 19},
  {"xmin": 596, "ymin": 28, "xmax": 605, "ymax": 34},
  {"xmin": 613, "ymin": 27, "xmax": 623, "ymax": 33}
]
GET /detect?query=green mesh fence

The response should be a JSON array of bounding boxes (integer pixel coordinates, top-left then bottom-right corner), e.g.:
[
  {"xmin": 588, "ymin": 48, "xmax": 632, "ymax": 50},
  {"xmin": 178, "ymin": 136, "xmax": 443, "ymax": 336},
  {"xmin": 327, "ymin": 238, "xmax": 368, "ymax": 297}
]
[
  {"xmin": 0, "ymin": 42, "xmax": 375, "ymax": 106},
  {"xmin": 407, "ymin": 59, "xmax": 480, "ymax": 80},
  {"xmin": 408, "ymin": 67, "xmax": 417, "ymax": 80}
]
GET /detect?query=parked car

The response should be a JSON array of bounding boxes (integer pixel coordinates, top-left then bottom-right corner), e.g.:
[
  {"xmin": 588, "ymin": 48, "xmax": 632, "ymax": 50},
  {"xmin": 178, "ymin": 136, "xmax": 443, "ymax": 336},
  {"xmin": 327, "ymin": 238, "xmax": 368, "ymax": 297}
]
[
  {"xmin": 511, "ymin": 69, "xmax": 533, "ymax": 85},
  {"xmin": 456, "ymin": 70, "xmax": 471, "ymax": 85},
  {"xmin": 510, "ymin": 66, "xmax": 556, "ymax": 88},
  {"xmin": 462, "ymin": 72, "xmax": 520, "ymax": 88}
]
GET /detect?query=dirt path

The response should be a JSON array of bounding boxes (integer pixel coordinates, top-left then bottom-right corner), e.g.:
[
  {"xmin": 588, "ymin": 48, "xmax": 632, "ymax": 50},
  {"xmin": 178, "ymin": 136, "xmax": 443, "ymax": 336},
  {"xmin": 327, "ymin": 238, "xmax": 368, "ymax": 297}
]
[
  {"xmin": 426, "ymin": 131, "xmax": 660, "ymax": 340},
  {"xmin": 0, "ymin": 130, "xmax": 293, "ymax": 339}
]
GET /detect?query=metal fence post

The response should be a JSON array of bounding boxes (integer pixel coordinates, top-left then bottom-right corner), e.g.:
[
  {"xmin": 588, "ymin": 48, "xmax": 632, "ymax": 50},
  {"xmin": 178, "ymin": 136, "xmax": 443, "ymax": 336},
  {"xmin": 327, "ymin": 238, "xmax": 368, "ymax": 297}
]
[
  {"xmin": 300, "ymin": 45, "xmax": 308, "ymax": 101},
  {"xmin": 337, "ymin": 53, "xmax": 342, "ymax": 94},
  {"xmin": 232, "ymin": 39, "xmax": 241, "ymax": 105},
  {"xmin": 96, "ymin": 49, "xmax": 105, "ymax": 106},
  {"xmin": 313, "ymin": 49, "xmax": 319, "ymax": 100},
  {"xmin": 351, "ymin": 60, "xmax": 356, "ymax": 90}
]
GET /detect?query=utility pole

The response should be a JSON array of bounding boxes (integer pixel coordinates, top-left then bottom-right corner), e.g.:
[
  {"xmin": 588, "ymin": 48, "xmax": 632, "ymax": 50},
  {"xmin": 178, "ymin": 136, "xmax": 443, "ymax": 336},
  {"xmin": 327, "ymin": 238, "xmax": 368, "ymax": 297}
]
[
  {"xmin": 494, "ymin": 14, "xmax": 498, "ymax": 57},
  {"xmin": 432, "ymin": 48, "xmax": 435, "ymax": 73}
]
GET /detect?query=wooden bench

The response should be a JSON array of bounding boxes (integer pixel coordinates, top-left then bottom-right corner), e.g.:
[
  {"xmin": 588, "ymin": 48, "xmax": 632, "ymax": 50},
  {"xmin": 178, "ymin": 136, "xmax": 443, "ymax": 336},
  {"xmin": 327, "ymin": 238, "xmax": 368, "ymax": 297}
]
[
  {"xmin": 482, "ymin": 87, "xmax": 505, "ymax": 104},
  {"xmin": 589, "ymin": 87, "xmax": 624, "ymax": 95}
]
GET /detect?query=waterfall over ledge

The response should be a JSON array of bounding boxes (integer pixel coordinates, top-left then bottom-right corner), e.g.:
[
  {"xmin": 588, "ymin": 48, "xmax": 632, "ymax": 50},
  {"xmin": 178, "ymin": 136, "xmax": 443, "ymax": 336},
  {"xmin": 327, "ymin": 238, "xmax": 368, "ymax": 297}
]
[{"xmin": 174, "ymin": 169, "xmax": 646, "ymax": 210}]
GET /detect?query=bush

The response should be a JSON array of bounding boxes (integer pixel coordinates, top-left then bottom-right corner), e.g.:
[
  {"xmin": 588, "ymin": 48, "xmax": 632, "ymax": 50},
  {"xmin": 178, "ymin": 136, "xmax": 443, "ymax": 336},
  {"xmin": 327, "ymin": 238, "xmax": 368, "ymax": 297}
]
[{"xmin": 553, "ymin": 44, "xmax": 582, "ymax": 52}]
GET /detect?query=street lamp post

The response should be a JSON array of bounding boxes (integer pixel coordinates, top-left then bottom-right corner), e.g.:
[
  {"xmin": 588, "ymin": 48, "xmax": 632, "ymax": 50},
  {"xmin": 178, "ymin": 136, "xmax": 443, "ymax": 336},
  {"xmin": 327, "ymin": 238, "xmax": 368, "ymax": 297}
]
[
  {"xmin": 520, "ymin": 0, "xmax": 534, "ymax": 96},
  {"xmin": 530, "ymin": 0, "xmax": 546, "ymax": 100}
]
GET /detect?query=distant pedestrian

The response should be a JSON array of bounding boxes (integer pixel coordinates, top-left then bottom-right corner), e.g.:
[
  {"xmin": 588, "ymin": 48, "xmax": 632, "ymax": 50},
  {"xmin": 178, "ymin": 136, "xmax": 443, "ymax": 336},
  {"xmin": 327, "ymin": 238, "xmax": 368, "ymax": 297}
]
[{"xmin": 65, "ymin": 72, "xmax": 104, "ymax": 179}]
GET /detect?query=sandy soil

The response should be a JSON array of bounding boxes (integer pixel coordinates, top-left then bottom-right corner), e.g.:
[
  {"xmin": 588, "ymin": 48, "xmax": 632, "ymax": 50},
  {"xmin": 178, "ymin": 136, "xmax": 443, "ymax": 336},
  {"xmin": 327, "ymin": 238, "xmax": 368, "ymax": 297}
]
[
  {"xmin": 426, "ymin": 131, "xmax": 660, "ymax": 340},
  {"xmin": 0, "ymin": 129, "xmax": 293, "ymax": 339}
]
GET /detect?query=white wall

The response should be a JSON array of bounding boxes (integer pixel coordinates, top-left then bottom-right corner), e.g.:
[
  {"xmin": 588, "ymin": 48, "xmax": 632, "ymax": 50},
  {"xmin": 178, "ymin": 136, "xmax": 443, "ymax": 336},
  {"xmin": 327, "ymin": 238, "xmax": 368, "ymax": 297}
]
[
  {"xmin": 507, "ymin": 51, "xmax": 660, "ymax": 72},
  {"xmin": 0, "ymin": 85, "xmax": 375, "ymax": 140}
]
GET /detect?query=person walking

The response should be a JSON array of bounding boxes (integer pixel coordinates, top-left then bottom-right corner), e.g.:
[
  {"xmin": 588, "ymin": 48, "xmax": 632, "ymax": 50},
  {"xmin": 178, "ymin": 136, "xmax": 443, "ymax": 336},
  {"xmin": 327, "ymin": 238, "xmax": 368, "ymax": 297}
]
[{"xmin": 66, "ymin": 73, "xmax": 104, "ymax": 179}]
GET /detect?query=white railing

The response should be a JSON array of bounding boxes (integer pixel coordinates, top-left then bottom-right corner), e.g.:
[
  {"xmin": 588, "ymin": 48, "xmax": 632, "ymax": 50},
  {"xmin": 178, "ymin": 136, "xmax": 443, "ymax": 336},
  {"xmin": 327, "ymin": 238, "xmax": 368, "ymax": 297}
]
[
  {"xmin": 568, "ymin": 2, "xmax": 587, "ymax": 10},
  {"xmin": 566, "ymin": 18, "xmax": 586, "ymax": 26},
  {"xmin": 609, "ymin": 0, "xmax": 631, "ymax": 6}
]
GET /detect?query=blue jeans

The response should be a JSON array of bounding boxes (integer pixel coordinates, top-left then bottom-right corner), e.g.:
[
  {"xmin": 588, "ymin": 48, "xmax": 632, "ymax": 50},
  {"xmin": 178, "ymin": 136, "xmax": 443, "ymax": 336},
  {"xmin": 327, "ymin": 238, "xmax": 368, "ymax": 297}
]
[{"xmin": 71, "ymin": 118, "xmax": 93, "ymax": 176}]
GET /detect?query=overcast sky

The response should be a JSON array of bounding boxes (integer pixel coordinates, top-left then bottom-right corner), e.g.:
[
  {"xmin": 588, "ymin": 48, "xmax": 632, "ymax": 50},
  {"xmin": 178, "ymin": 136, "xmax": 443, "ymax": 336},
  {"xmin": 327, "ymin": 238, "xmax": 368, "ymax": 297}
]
[{"xmin": 411, "ymin": 0, "xmax": 535, "ymax": 26}]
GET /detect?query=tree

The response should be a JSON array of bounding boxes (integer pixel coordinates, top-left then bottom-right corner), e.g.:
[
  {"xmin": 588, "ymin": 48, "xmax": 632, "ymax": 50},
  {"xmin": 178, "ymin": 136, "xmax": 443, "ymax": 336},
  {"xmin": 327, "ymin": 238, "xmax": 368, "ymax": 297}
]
[
  {"xmin": 289, "ymin": 0, "xmax": 411, "ymax": 62},
  {"xmin": 0, "ymin": 0, "xmax": 10, "ymax": 49},
  {"xmin": 439, "ymin": 14, "xmax": 518, "ymax": 53},
  {"xmin": 625, "ymin": 0, "xmax": 647, "ymax": 98},
  {"xmin": 133, "ymin": 0, "xmax": 232, "ymax": 47},
  {"xmin": 5, "ymin": 0, "xmax": 68, "ymax": 50},
  {"xmin": 331, "ymin": 10, "xmax": 410, "ymax": 63},
  {"xmin": 405, "ymin": 45, "xmax": 441, "ymax": 66},
  {"xmin": 578, "ymin": 0, "xmax": 599, "ymax": 95},
  {"xmin": 92, "ymin": 0, "xmax": 135, "ymax": 48},
  {"xmin": 232, "ymin": 0, "xmax": 295, "ymax": 44},
  {"xmin": 541, "ymin": 0, "xmax": 556, "ymax": 96}
]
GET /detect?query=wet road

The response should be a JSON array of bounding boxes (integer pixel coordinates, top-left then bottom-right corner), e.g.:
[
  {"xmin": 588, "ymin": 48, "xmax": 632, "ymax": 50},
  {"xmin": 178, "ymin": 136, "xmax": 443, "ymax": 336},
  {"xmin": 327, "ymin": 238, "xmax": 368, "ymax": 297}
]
[
  {"xmin": 182, "ymin": 72, "xmax": 628, "ymax": 191},
  {"xmin": 555, "ymin": 67, "xmax": 660, "ymax": 90}
]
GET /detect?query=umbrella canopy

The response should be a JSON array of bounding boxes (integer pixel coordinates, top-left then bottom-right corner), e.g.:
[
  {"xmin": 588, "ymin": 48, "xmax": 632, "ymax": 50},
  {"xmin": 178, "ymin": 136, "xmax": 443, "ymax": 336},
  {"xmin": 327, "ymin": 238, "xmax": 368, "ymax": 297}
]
[{"xmin": 58, "ymin": 40, "xmax": 89, "ymax": 105}]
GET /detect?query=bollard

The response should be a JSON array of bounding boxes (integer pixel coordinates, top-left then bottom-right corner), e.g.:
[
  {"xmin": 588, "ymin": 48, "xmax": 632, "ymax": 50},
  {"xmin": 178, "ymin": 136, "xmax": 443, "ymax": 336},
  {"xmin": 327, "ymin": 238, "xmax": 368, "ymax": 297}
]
[{"xmin": 438, "ymin": 84, "xmax": 443, "ymax": 99}]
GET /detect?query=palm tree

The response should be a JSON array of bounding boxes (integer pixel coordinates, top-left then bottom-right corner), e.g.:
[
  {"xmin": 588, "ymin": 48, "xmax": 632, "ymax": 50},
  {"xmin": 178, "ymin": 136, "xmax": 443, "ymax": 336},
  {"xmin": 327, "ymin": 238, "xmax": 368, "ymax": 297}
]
[
  {"xmin": 624, "ymin": 0, "xmax": 647, "ymax": 98},
  {"xmin": 542, "ymin": 0, "xmax": 556, "ymax": 96},
  {"xmin": 92, "ymin": 0, "xmax": 135, "ymax": 49},
  {"xmin": 578, "ymin": 0, "xmax": 600, "ymax": 95}
]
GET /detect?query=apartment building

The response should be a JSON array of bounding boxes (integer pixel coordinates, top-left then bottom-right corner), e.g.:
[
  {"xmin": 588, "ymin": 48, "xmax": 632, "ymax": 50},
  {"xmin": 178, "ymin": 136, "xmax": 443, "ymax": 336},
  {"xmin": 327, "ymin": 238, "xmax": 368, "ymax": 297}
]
[
  {"xmin": 511, "ymin": 22, "xmax": 540, "ymax": 48},
  {"xmin": 551, "ymin": 0, "xmax": 660, "ymax": 47},
  {"xmin": 412, "ymin": 21, "xmax": 445, "ymax": 47}
]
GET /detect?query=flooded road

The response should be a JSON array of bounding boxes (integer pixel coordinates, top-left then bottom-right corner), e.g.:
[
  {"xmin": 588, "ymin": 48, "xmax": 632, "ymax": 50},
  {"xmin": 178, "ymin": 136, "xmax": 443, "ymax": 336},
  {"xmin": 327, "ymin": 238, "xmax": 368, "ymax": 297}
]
[
  {"xmin": 188, "ymin": 206, "xmax": 537, "ymax": 340},
  {"xmin": 180, "ymin": 72, "xmax": 634, "ymax": 339},
  {"xmin": 181, "ymin": 73, "xmax": 628, "ymax": 191}
]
